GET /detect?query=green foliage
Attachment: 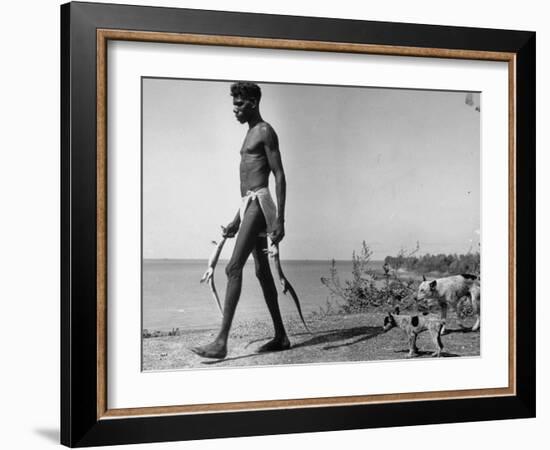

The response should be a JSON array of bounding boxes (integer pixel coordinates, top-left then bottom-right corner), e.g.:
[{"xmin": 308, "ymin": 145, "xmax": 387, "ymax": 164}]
[
  {"xmin": 321, "ymin": 242, "xmax": 480, "ymax": 314},
  {"xmin": 321, "ymin": 241, "xmax": 416, "ymax": 313},
  {"xmin": 457, "ymin": 296, "xmax": 475, "ymax": 319},
  {"xmin": 142, "ymin": 328, "xmax": 182, "ymax": 339},
  {"xmin": 384, "ymin": 252, "xmax": 480, "ymax": 275}
]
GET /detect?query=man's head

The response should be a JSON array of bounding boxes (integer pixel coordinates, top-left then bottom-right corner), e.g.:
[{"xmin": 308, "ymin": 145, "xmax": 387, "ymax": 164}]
[{"xmin": 230, "ymin": 81, "xmax": 261, "ymax": 123}]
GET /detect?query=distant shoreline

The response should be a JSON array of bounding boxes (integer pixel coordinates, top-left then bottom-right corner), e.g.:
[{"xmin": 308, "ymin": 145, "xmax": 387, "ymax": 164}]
[{"xmin": 143, "ymin": 258, "xmax": 385, "ymax": 263}]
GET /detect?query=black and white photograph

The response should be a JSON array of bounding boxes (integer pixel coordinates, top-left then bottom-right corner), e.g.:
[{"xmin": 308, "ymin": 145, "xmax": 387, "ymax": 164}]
[
  {"xmin": 2, "ymin": 0, "xmax": 541, "ymax": 447},
  {"xmin": 141, "ymin": 78, "xmax": 481, "ymax": 370}
]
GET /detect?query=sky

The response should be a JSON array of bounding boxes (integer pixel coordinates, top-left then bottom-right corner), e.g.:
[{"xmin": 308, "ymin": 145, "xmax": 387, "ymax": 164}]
[{"xmin": 142, "ymin": 78, "xmax": 480, "ymax": 260}]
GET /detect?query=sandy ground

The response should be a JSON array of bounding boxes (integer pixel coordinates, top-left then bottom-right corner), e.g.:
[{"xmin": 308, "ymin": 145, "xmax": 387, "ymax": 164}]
[{"xmin": 143, "ymin": 311, "xmax": 480, "ymax": 371}]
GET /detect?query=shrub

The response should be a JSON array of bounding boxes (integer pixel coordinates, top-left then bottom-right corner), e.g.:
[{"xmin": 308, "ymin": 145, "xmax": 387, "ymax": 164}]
[
  {"xmin": 384, "ymin": 251, "xmax": 480, "ymax": 276},
  {"xmin": 322, "ymin": 242, "xmax": 480, "ymax": 314},
  {"xmin": 321, "ymin": 242, "xmax": 417, "ymax": 313}
]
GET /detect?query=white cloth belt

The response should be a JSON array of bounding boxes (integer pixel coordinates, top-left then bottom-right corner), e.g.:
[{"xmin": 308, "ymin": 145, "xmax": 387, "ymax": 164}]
[{"xmin": 239, "ymin": 187, "xmax": 278, "ymax": 235}]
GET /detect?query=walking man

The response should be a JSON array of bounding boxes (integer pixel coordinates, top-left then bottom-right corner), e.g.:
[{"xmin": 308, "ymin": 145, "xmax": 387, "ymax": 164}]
[{"xmin": 192, "ymin": 82, "xmax": 290, "ymax": 359}]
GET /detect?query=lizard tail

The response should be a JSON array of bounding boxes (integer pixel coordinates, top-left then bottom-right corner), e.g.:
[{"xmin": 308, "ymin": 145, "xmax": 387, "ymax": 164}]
[{"xmin": 284, "ymin": 279, "xmax": 311, "ymax": 334}]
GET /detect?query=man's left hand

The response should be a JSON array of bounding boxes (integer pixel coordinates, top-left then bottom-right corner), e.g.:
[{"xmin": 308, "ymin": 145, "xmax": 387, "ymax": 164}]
[{"xmin": 270, "ymin": 221, "xmax": 285, "ymax": 245}]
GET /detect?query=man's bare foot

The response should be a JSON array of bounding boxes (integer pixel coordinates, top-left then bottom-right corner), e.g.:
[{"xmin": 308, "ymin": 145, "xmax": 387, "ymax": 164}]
[
  {"xmin": 191, "ymin": 341, "xmax": 227, "ymax": 359},
  {"xmin": 257, "ymin": 336, "xmax": 290, "ymax": 353}
]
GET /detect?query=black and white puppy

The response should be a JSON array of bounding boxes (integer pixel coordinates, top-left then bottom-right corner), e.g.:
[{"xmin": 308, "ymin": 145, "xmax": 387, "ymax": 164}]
[{"xmin": 383, "ymin": 307, "xmax": 445, "ymax": 358}]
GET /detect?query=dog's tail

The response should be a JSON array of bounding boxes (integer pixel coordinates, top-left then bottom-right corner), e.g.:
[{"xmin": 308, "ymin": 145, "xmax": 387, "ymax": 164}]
[{"xmin": 460, "ymin": 273, "xmax": 478, "ymax": 281}]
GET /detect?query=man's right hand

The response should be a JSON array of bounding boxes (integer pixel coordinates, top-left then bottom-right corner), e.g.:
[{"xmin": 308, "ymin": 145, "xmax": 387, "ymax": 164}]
[{"xmin": 221, "ymin": 221, "xmax": 239, "ymax": 238}]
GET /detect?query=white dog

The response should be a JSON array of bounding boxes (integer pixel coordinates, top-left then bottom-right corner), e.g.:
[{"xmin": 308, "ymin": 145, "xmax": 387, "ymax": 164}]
[{"xmin": 416, "ymin": 274, "xmax": 480, "ymax": 333}]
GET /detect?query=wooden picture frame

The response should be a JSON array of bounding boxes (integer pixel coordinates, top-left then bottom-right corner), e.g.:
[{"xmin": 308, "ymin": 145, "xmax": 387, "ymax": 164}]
[{"xmin": 61, "ymin": 1, "xmax": 535, "ymax": 446}]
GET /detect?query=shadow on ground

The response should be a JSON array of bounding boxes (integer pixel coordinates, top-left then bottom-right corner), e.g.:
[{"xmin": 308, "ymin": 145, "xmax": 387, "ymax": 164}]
[
  {"xmin": 295, "ymin": 326, "xmax": 383, "ymax": 350},
  {"xmin": 392, "ymin": 349, "xmax": 459, "ymax": 358},
  {"xmin": 202, "ymin": 325, "xmax": 383, "ymax": 365}
]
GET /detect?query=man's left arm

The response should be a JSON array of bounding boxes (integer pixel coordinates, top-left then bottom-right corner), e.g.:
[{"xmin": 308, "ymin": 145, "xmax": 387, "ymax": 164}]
[{"xmin": 262, "ymin": 124, "xmax": 286, "ymax": 244}]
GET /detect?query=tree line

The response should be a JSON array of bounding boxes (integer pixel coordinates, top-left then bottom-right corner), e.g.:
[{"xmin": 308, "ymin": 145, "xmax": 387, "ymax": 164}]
[{"xmin": 384, "ymin": 252, "xmax": 480, "ymax": 275}]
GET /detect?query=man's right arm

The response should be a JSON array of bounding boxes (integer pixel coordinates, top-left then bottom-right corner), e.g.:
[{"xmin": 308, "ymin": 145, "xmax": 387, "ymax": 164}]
[{"xmin": 223, "ymin": 210, "xmax": 241, "ymax": 238}]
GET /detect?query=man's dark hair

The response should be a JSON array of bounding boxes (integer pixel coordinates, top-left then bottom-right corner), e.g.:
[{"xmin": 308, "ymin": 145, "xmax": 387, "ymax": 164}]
[{"xmin": 230, "ymin": 81, "xmax": 262, "ymax": 102}]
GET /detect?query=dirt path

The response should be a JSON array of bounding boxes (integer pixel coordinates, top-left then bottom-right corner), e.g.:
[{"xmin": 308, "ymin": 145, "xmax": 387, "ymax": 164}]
[{"xmin": 143, "ymin": 311, "xmax": 480, "ymax": 371}]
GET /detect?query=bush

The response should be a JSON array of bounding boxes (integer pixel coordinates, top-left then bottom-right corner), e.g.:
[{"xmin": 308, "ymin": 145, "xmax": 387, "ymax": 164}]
[
  {"xmin": 384, "ymin": 251, "xmax": 480, "ymax": 276},
  {"xmin": 321, "ymin": 242, "xmax": 417, "ymax": 313},
  {"xmin": 457, "ymin": 296, "xmax": 475, "ymax": 319},
  {"xmin": 322, "ymin": 242, "xmax": 480, "ymax": 314}
]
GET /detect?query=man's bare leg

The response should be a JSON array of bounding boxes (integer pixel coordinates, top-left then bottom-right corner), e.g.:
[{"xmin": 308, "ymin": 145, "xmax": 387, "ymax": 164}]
[
  {"xmin": 252, "ymin": 236, "xmax": 290, "ymax": 352},
  {"xmin": 191, "ymin": 200, "xmax": 266, "ymax": 359}
]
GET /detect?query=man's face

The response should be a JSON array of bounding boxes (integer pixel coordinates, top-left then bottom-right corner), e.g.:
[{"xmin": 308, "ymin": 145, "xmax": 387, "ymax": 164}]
[{"xmin": 232, "ymin": 96, "xmax": 255, "ymax": 123}]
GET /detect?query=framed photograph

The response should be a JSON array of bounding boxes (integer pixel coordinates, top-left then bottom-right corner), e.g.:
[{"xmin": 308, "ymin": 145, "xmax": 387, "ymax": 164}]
[{"xmin": 61, "ymin": 1, "xmax": 535, "ymax": 447}]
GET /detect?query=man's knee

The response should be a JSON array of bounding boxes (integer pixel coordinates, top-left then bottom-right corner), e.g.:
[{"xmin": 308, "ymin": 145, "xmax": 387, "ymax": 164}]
[
  {"xmin": 226, "ymin": 260, "xmax": 243, "ymax": 280},
  {"xmin": 255, "ymin": 263, "xmax": 272, "ymax": 281}
]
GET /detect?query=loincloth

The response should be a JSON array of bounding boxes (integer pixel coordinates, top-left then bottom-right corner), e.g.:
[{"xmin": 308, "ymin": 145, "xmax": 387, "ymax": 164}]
[{"xmin": 239, "ymin": 187, "xmax": 277, "ymax": 237}]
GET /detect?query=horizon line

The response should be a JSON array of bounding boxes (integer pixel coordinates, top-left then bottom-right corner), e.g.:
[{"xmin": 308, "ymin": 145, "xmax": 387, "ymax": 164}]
[{"xmin": 142, "ymin": 257, "xmax": 363, "ymax": 262}]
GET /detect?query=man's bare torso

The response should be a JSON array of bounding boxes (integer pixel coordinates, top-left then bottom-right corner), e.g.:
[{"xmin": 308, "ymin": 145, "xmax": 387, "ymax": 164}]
[{"xmin": 239, "ymin": 122, "xmax": 277, "ymax": 196}]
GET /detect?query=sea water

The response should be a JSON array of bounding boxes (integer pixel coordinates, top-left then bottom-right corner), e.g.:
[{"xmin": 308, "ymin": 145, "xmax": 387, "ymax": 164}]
[{"xmin": 143, "ymin": 259, "xmax": 385, "ymax": 332}]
